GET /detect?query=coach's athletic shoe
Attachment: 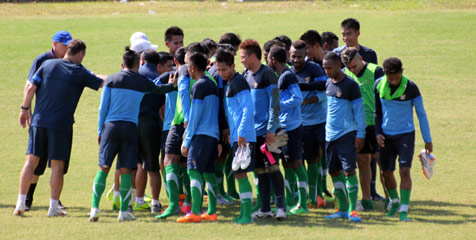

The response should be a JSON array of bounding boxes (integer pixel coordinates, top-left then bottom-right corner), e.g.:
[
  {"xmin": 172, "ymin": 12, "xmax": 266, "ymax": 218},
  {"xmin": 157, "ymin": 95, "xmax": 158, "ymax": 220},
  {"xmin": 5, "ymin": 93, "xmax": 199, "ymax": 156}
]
[
  {"xmin": 25, "ymin": 198, "xmax": 32, "ymax": 212},
  {"xmin": 217, "ymin": 195, "xmax": 233, "ymax": 205},
  {"xmin": 151, "ymin": 204, "xmax": 163, "ymax": 214},
  {"xmin": 324, "ymin": 210, "xmax": 348, "ymax": 219},
  {"xmin": 13, "ymin": 202, "xmax": 26, "ymax": 216},
  {"xmin": 112, "ymin": 196, "xmax": 120, "ymax": 210},
  {"xmin": 58, "ymin": 200, "xmax": 67, "ymax": 210},
  {"xmin": 201, "ymin": 213, "xmax": 217, "ymax": 222},
  {"xmin": 144, "ymin": 194, "xmax": 152, "ymax": 205},
  {"xmin": 177, "ymin": 213, "xmax": 202, "ymax": 223},
  {"xmin": 275, "ymin": 208, "xmax": 287, "ymax": 221},
  {"xmin": 252, "ymin": 210, "xmax": 273, "ymax": 218},
  {"xmin": 89, "ymin": 208, "xmax": 100, "ymax": 222},
  {"xmin": 133, "ymin": 202, "xmax": 151, "ymax": 211},
  {"xmin": 48, "ymin": 207, "xmax": 67, "ymax": 217},
  {"xmin": 289, "ymin": 205, "xmax": 309, "ymax": 215},
  {"xmin": 371, "ymin": 193, "xmax": 385, "ymax": 201},
  {"xmin": 349, "ymin": 210, "xmax": 362, "ymax": 222},
  {"xmin": 118, "ymin": 212, "xmax": 136, "ymax": 222}
]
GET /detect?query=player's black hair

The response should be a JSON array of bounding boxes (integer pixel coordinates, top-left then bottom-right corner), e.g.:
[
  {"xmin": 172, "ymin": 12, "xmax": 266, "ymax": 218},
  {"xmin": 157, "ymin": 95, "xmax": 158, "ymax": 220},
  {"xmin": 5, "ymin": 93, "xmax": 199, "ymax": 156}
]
[
  {"xmin": 66, "ymin": 39, "xmax": 86, "ymax": 55},
  {"xmin": 175, "ymin": 47, "xmax": 186, "ymax": 65},
  {"xmin": 269, "ymin": 46, "xmax": 287, "ymax": 64},
  {"xmin": 383, "ymin": 57, "xmax": 403, "ymax": 74},
  {"xmin": 291, "ymin": 40, "xmax": 307, "ymax": 51},
  {"xmin": 141, "ymin": 50, "xmax": 160, "ymax": 65},
  {"xmin": 322, "ymin": 31, "xmax": 339, "ymax": 44},
  {"xmin": 239, "ymin": 39, "xmax": 262, "ymax": 61},
  {"xmin": 215, "ymin": 48, "xmax": 235, "ymax": 67},
  {"xmin": 217, "ymin": 43, "xmax": 236, "ymax": 53},
  {"xmin": 186, "ymin": 42, "xmax": 206, "ymax": 55},
  {"xmin": 340, "ymin": 47, "xmax": 359, "ymax": 65},
  {"xmin": 202, "ymin": 38, "xmax": 218, "ymax": 52},
  {"xmin": 164, "ymin": 26, "xmax": 184, "ymax": 42},
  {"xmin": 157, "ymin": 51, "xmax": 174, "ymax": 65},
  {"xmin": 300, "ymin": 30, "xmax": 322, "ymax": 47},
  {"xmin": 263, "ymin": 40, "xmax": 274, "ymax": 53},
  {"xmin": 274, "ymin": 35, "xmax": 292, "ymax": 52},
  {"xmin": 341, "ymin": 18, "xmax": 360, "ymax": 31},
  {"xmin": 188, "ymin": 52, "xmax": 208, "ymax": 72},
  {"xmin": 219, "ymin": 33, "xmax": 242, "ymax": 51},
  {"xmin": 123, "ymin": 45, "xmax": 140, "ymax": 69},
  {"xmin": 323, "ymin": 51, "xmax": 341, "ymax": 65}
]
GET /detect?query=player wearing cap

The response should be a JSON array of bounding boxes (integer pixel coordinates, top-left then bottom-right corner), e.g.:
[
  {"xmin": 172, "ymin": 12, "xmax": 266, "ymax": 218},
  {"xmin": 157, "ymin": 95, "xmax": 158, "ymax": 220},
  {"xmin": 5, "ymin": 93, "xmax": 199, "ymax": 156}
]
[
  {"xmin": 290, "ymin": 40, "xmax": 328, "ymax": 209},
  {"xmin": 375, "ymin": 57, "xmax": 433, "ymax": 222},
  {"xmin": 14, "ymin": 39, "xmax": 106, "ymax": 217},
  {"xmin": 23, "ymin": 30, "xmax": 72, "ymax": 212},
  {"xmin": 89, "ymin": 46, "xmax": 176, "ymax": 222}
]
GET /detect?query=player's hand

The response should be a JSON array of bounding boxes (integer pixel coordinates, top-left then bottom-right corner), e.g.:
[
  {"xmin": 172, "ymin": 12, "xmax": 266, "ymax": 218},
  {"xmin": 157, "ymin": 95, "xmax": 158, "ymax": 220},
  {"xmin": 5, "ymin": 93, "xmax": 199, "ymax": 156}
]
[
  {"xmin": 222, "ymin": 128, "xmax": 230, "ymax": 144},
  {"xmin": 217, "ymin": 144, "xmax": 223, "ymax": 157},
  {"xmin": 355, "ymin": 137, "xmax": 364, "ymax": 152},
  {"xmin": 238, "ymin": 137, "xmax": 248, "ymax": 147},
  {"xmin": 376, "ymin": 134, "xmax": 385, "ymax": 148},
  {"xmin": 169, "ymin": 72, "xmax": 178, "ymax": 87},
  {"xmin": 266, "ymin": 132, "xmax": 276, "ymax": 143},
  {"xmin": 97, "ymin": 136, "xmax": 101, "ymax": 145},
  {"xmin": 425, "ymin": 142, "xmax": 433, "ymax": 154},
  {"xmin": 184, "ymin": 121, "xmax": 188, "ymax": 129},
  {"xmin": 19, "ymin": 109, "xmax": 32, "ymax": 128},
  {"xmin": 181, "ymin": 146, "xmax": 188, "ymax": 156}
]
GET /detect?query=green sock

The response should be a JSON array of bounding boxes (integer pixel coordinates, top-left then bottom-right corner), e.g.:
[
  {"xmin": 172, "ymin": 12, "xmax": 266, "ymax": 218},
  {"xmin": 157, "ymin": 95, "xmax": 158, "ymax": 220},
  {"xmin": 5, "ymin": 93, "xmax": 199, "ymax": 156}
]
[
  {"xmin": 386, "ymin": 188, "xmax": 400, "ymax": 216},
  {"xmin": 178, "ymin": 165, "xmax": 184, "ymax": 195},
  {"xmin": 92, "ymin": 170, "xmax": 108, "ymax": 208},
  {"xmin": 345, "ymin": 174, "xmax": 359, "ymax": 212},
  {"xmin": 307, "ymin": 163, "xmax": 319, "ymax": 205},
  {"xmin": 215, "ymin": 162, "xmax": 226, "ymax": 196},
  {"xmin": 119, "ymin": 174, "xmax": 132, "ymax": 212},
  {"xmin": 188, "ymin": 169, "xmax": 203, "ymax": 215},
  {"xmin": 162, "ymin": 169, "xmax": 169, "ymax": 199},
  {"xmin": 331, "ymin": 173, "xmax": 348, "ymax": 212},
  {"xmin": 251, "ymin": 171, "xmax": 261, "ymax": 212},
  {"xmin": 182, "ymin": 165, "xmax": 191, "ymax": 204},
  {"xmin": 400, "ymin": 189, "xmax": 411, "ymax": 221},
  {"xmin": 237, "ymin": 177, "xmax": 253, "ymax": 224},
  {"xmin": 166, "ymin": 164, "xmax": 180, "ymax": 209},
  {"xmin": 316, "ymin": 160, "xmax": 324, "ymax": 198},
  {"xmin": 284, "ymin": 168, "xmax": 296, "ymax": 208},
  {"xmin": 225, "ymin": 154, "xmax": 239, "ymax": 198},
  {"xmin": 295, "ymin": 166, "xmax": 309, "ymax": 209},
  {"xmin": 203, "ymin": 172, "xmax": 218, "ymax": 215}
]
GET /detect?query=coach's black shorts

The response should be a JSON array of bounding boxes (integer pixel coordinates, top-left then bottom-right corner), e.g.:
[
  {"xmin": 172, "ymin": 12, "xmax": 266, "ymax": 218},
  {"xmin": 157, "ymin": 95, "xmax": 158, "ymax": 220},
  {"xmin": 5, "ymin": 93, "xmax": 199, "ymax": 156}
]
[
  {"xmin": 380, "ymin": 131, "xmax": 415, "ymax": 171},
  {"xmin": 302, "ymin": 123, "xmax": 326, "ymax": 161},
  {"xmin": 137, "ymin": 117, "xmax": 162, "ymax": 172},
  {"xmin": 326, "ymin": 131, "xmax": 357, "ymax": 173},
  {"xmin": 165, "ymin": 124, "xmax": 185, "ymax": 155},
  {"xmin": 254, "ymin": 135, "xmax": 279, "ymax": 169},
  {"xmin": 27, "ymin": 126, "xmax": 71, "ymax": 175},
  {"xmin": 232, "ymin": 141, "xmax": 256, "ymax": 175},
  {"xmin": 187, "ymin": 135, "xmax": 217, "ymax": 174},
  {"xmin": 281, "ymin": 125, "xmax": 303, "ymax": 162},
  {"xmin": 99, "ymin": 121, "xmax": 138, "ymax": 169},
  {"xmin": 358, "ymin": 125, "xmax": 379, "ymax": 154}
]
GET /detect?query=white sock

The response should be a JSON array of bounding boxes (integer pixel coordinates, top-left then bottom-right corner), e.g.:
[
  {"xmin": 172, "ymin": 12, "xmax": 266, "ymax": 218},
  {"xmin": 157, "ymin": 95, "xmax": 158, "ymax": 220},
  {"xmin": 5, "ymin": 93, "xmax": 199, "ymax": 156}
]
[
  {"xmin": 152, "ymin": 199, "xmax": 160, "ymax": 206},
  {"xmin": 136, "ymin": 197, "xmax": 144, "ymax": 205},
  {"xmin": 114, "ymin": 190, "xmax": 120, "ymax": 197},
  {"xmin": 50, "ymin": 199, "xmax": 59, "ymax": 209},
  {"xmin": 17, "ymin": 194, "xmax": 26, "ymax": 206}
]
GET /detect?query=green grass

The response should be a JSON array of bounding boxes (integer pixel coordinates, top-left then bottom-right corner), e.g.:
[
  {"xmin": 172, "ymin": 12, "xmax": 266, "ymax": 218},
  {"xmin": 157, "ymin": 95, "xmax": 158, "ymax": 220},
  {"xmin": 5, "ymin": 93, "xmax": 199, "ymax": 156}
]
[{"xmin": 1, "ymin": 0, "xmax": 476, "ymax": 239}]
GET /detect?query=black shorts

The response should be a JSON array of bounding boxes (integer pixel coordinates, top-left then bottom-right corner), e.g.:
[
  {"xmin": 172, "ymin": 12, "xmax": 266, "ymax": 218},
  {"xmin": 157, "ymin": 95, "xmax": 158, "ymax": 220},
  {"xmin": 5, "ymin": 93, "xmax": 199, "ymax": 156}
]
[
  {"xmin": 165, "ymin": 124, "xmax": 185, "ymax": 155},
  {"xmin": 137, "ymin": 117, "xmax": 162, "ymax": 172},
  {"xmin": 232, "ymin": 142, "xmax": 256, "ymax": 175},
  {"xmin": 27, "ymin": 127, "xmax": 71, "ymax": 175},
  {"xmin": 255, "ymin": 135, "xmax": 279, "ymax": 169},
  {"xmin": 187, "ymin": 135, "xmax": 218, "ymax": 174},
  {"xmin": 99, "ymin": 121, "xmax": 138, "ymax": 169},
  {"xmin": 326, "ymin": 131, "xmax": 357, "ymax": 173},
  {"xmin": 281, "ymin": 125, "xmax": 303, "ymax": 162},
  {"xmin": 302, "ymin": 123, "xmax": 326, "ymax": 161},
  {"xmin": 219, "ymin": 142, "xmax": 231, "ymax": 159},
  {"xmin": 380, "ymin": 131, "xmax": 415, "ymax": 171},
  {"xmin": 358, "ymin": 125, "xmax": 379, "ymax": 154}
]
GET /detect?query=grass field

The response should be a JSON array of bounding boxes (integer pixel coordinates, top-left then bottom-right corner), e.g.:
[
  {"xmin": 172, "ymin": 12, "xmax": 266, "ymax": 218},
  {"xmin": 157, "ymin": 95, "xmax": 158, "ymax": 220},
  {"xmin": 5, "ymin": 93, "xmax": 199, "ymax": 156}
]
[{"xmin": 1, "ymin": 0, "xmax": 476, "ymax": 239}]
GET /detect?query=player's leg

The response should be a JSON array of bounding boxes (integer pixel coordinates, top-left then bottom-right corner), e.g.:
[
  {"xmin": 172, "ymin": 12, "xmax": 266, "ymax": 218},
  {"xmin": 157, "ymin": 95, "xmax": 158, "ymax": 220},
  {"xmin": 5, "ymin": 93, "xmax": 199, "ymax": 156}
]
[
  {"xmin": 225, "ymin": 152, "xmax": 239, "ymax": 199},
  {"xmin": 357, "ymin": 153, "xmax": 372, "ymax": 210},
  {"xmin": 180, "ymin": 160, "xmax": 191, "ymax": 213},
  {"xmin": 302, "ymin": 125, "xmax": 320, "ymax": 208},
  {"xmin": 338, "ymin": 132, "xmax": 360, "ymax": 221},
  {"xmin": 201, "ymin": 137, "xmax": 219, "ymax": 221},
  {"xmin": 49, "ymin": 159, "xmax": 66, "ymax": 217},
  {"xmin": 397, "ymin": 132, "xmax": 415, "ymax": 222},
  {"xmin": 135, "ymin": 163, "xmax": 148, "ymax": 209},
  {"xmin": 287, "ymin": 126, "xmax": 308, "ymax": 214},
  {"xmin": 324, "ymin": 138, "xmax": 349, "ymax": 219},
  {"xmin": 234, "ymin": 142, "xmax": 256, "ymax": 224},
  {"xmin": 380, "ymin": 134, "xmax": 400, "ymax": 217},
  {"xmin": 26, "ymin": 150, "xmax": 48, "ymax": 211}
]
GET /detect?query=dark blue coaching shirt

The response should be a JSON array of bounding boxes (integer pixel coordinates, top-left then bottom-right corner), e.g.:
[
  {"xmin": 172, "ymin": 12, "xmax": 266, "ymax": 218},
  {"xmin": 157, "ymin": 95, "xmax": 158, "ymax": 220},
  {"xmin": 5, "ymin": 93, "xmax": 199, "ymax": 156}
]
[
  {"xmin": 30, "ymin": 58, "xmax": 103, "ymax": 133},
  {"xmin": 138, "ymin": 62, "xmax": 165, "ymax": 119},
  {"xmin": 27, "ymin": 49, "xmax": 55, "ymax": 82}
]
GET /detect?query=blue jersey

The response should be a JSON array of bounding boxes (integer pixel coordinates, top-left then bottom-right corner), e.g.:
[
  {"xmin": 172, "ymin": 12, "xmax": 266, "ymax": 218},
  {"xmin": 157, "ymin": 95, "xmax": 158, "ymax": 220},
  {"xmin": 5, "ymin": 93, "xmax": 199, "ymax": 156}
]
[
  {"xmin": 278, "ymin": 68, "xmax": 303, "ymax": 131},
  {"xmin": 210, "ymin": 64, "xmax": 229, "ymax": 138},
  {"xmin": 183, "ymin": 76, "xmax": 220, "ymax": 148},
  {"xmin": 27, "ymin": 49, "xmax": 55, "ymax": 83},
  {"xmin": 333, "ymin": 45, "xmax": 378, "ymax": 65},
  {"xmin": 225, "ymin": 73, "xmax": 256, "ymax": 144},
  {"xmin": 243, "ymin": 65, "xmax": 280, "ymax": 136},
  {"xmin": 292, "ymin": 61, "xmax": 328, "ymax": 126},
  {"xmin": 374, "ymin": 78, "xmax": 431, "ymax": 143},
  {"xmin": 138, "ymin": 62, "xmax": 165, "ymax": 119},
  {"xmin": 98, "ymin": 70, "xmax": 174, "ymax": 136},
  {"xmin": 159, "ymin": 71, "xmax": 177, "ymax": 131},
  {"xmin": 29, "ymin": 58, "xmax": 102, "ymax": 133}
]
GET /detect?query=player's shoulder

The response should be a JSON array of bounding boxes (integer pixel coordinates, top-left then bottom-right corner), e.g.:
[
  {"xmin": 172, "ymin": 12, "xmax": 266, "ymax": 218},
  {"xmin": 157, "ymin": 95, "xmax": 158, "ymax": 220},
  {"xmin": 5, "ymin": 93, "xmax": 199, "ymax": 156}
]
[
  {"xmin": 333, "ymin": 45, "xmax": 346, "ymax": 54},
  {"xmin": 360, "ymin": 45, "xmax": 376, "ymax": 54},
  {"xmin": 178, "ymin": 65, "xmax": 190, "ymax": 77}
]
